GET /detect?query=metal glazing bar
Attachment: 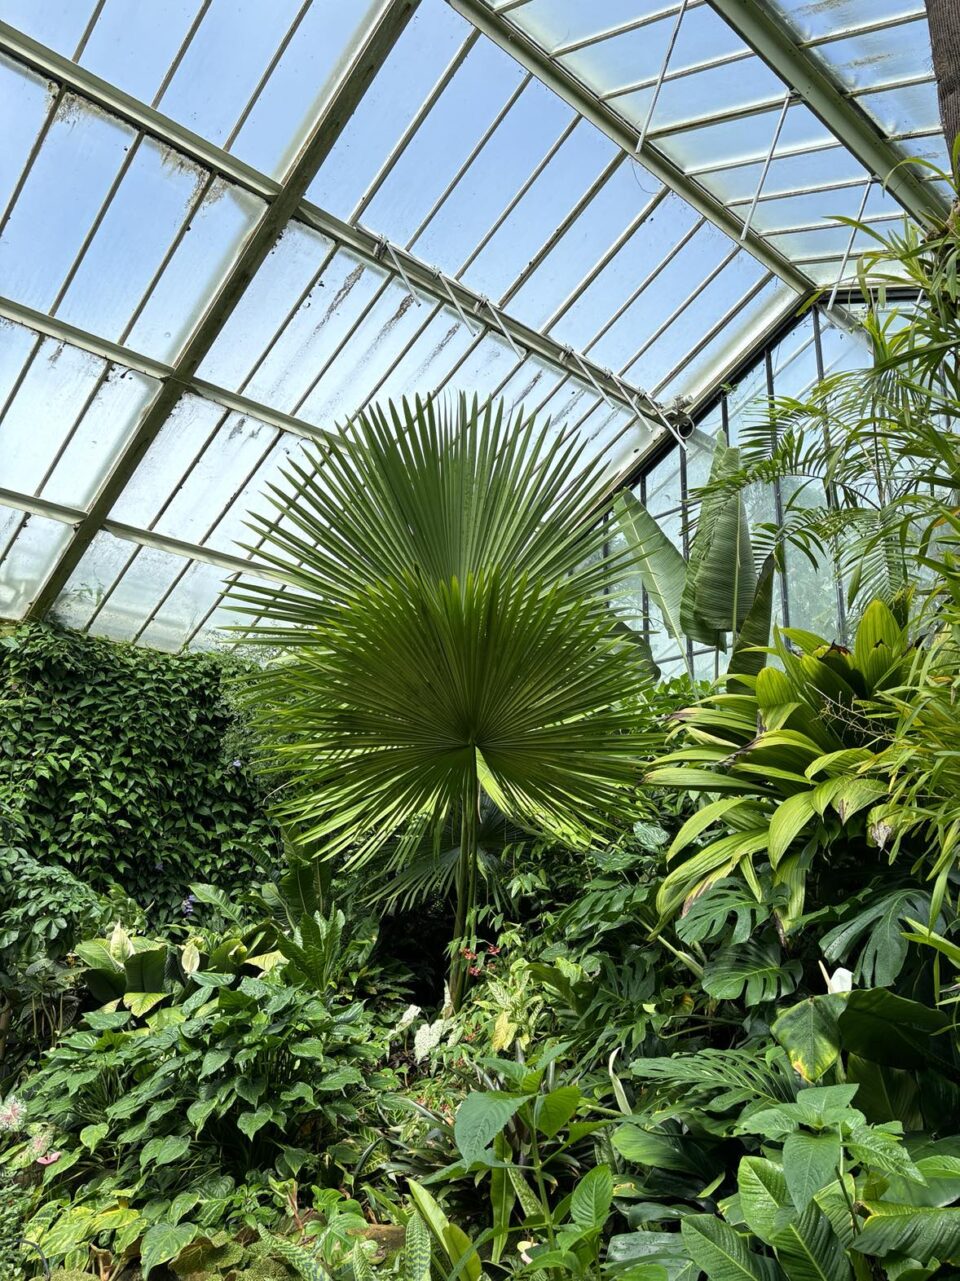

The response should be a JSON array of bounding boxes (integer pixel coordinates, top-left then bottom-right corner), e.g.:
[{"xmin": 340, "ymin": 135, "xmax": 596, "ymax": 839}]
[
  {"xmin": 581, "ymin": 217, "xmax": 706, "ymax": 354},
  {"xmin": 552, "ymin": 1, "xmax": 707, "ymax": 58},
  {"xmin": 405, "ymin": 72, "xmax": 532, "ymax": 249},
  {"xmin": 540, "ymin": 186, "xmax": 668, "ymax": 333},
  {"xmin": 763, "ymin": 210, "xmax": 899, "ymax": 238},
  {"xmin": 652, "ymin": 271, "xmax": 776, "ymax": 395},
  {"xmin": 349, "ymin": 30, "xmax": 480, "ymax": 224},
  {"xmin": 741, "ymin": 93, "xmax": 791, "ymax": 241},
  {"xmin": 454, "ymin": 114, "xmax": 581, "ymax": 276},
  {"xmin": 0, "ymin": 25, "xmax": 662, "ymax": 424},
  {"xmin": 637, "ymin": 0, "xmax": 689, "ymax": 150},
  {"xmin": 812, "ymin": 307, "xmax": 848, "ymax": 643},
  {"xmin": 599, "ymin": 9, "xmax": 928, "ymax": 105},
  {"xmin": 601, "ymin": 45, "xmax": 753, "ymax": 103},
  {"xmin": 802, "ymin": 8, "xmax": 926, "ymax": 49},
  {"xmin": 0, "ymin": 20, "xmax": 282, "ymax": 201},
  {"xmin": 617, "ymin": 245, "xmax": 740, "ymax": 380},
  {"xmin": 81, "ymin": 243, "xmax": 343, "ymax": 634},
  {"xmin": 705, "ymin": 0, "xmax": 949, "ymax": 226},
  {"xmin": 0, "ymin": 485, "xmax": 278, "ymax": 580},
  {"xmin": 446, "ymin": 0, "xmax": 814, "ymax": 296},
  {"xmin": 0, "ymin": 296, "xmax": 331, "ymax": 443},
  {"xmin": 498, "ymin": 152, "xmax": 627, "ymax": 307},
  {"xmin": 23, "ymin": 0, "xmax": 422, "ymax": 620}
]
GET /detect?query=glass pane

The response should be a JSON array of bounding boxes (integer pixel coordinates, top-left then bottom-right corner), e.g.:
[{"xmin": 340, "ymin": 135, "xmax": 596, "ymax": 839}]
[
  {"xmin": 0, "ymin": 507, "xmax": 72, "ymax": 618},
  {"xmin": 0, "ymin": 327, "xmax": 158, "ymax": 506}
]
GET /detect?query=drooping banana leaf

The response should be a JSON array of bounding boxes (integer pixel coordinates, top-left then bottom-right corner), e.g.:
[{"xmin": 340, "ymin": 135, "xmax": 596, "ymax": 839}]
[
  {"xmin": 615, "ymin": 490, "xmax": 688, "ymax": 655},
  {"xmin": 681, "ymin": 432, "xmax": 738, "ymax": 647},
  {"xmin": 691, "ymin": 447, "xmax": 758, "ymax": 638},
  {"xmin": 728, "ymin": 553, "xmax": 775, "ymax": 679}
]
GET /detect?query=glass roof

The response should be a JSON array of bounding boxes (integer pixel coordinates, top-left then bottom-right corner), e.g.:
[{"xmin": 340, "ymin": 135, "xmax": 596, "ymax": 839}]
[{"xmin": 0, "ymin": 0, "xmax": 947, "ymax": 649}]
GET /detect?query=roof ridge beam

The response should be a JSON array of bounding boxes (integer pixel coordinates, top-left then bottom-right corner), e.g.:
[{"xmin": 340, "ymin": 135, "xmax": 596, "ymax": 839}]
[{"xmin": 706, "ymin": 0, "xmax": 949, "ymax": 228}]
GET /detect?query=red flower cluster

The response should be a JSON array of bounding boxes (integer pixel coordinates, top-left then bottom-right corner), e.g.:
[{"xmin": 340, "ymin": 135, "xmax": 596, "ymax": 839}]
[
  {"xmin": 460, "ymin": 948, "xmax": 477, "ymax": 960},
  {"xmin": 468, "ymin": 965, "xmax": 482, "ymax": 977}
]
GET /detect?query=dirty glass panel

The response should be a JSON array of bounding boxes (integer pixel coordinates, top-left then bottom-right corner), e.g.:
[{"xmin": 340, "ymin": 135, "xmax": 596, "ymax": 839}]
[
  {"xmin": 0, "ymin": 509, "xmax": 72, "ymax": 618},
  {"xmin": 0, "ymin": 327, "xmax": 158, "ymax": 506}
]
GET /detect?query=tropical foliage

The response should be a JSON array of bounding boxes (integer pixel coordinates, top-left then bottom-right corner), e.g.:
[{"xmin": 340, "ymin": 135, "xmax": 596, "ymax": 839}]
[{"xmin": 6, "ymin": 213, "xmax": 960, "ymax": 1281}]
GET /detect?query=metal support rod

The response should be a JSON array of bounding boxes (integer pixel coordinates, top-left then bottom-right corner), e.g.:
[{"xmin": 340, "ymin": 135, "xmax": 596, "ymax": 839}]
[{"xmin": 637, "ymin": 0, "xmax": 689, "ymax": 151}]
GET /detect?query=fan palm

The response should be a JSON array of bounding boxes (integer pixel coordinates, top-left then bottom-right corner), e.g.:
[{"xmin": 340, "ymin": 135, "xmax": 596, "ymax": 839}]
[{"xmin": 231, "ymin": 395, "xmax": 652, "ymax": 1006}]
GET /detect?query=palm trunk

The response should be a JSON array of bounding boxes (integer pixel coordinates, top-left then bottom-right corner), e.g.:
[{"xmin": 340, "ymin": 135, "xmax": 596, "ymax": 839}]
[
  {"xmin": 450, "ymin": 769, "xmax": 480, "ymax": 1012},
  {"xmin": 926, "ymin": 0, "xmax": 960, "ymax": 173}
]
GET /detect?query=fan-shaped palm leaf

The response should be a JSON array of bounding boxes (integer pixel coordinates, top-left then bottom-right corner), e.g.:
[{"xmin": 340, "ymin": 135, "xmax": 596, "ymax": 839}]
[{"xmin": 232, "ymin": 396, "xmax": 652, "ymax": 1005}]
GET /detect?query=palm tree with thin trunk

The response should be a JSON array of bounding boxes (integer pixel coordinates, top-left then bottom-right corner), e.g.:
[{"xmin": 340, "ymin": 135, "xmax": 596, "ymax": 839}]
[{"xmin": 232, "ymin": 395, "xmax": 652, "ymax": 1008}]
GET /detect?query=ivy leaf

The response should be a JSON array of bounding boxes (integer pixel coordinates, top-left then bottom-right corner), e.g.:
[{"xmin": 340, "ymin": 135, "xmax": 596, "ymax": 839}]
[
  {"xmin": 237, "ymin": 1108, "xmax": 273, "ymax": 1140},
  {"xmin": 140, "ymin": 1134, "xmax": 190, "ymax": 1168},
  {"xmin": 79, "ymin": 1122, "xmax": 108, "ymax": 1153}
]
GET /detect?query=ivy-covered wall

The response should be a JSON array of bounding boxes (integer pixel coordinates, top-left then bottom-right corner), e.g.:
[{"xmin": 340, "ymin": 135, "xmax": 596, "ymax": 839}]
[{"xmin": 0, "ymin": 624, "xmax": 280, "ymax": 918}]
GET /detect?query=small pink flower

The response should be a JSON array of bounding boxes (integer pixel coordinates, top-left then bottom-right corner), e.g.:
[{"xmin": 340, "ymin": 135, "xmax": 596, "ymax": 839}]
[{"xmin": 36, "ymin": 1151, "xmax": 61, "ymax": 1166}]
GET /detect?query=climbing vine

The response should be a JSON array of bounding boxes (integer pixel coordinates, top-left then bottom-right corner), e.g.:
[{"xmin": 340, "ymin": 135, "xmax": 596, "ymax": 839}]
[{"xmin": 0, "ymin": 624, "xmax": 280, "ymax": 919}]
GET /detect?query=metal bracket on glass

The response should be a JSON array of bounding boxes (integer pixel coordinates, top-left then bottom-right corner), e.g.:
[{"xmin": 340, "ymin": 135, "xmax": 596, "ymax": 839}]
[
  {"xmin": 374, "ymin": 234, "xmax": 423, "ymax": 306},
  {"xmin": 562, "ymin": 345, "xmax": 617, "ymax": 414},
  {"xmin": 436, "ymin": 269, "xmax": 480, "ymax": 337},
  {"xmin": 475, "ymin": 295, "xmax": 525, "ymax": 360}
]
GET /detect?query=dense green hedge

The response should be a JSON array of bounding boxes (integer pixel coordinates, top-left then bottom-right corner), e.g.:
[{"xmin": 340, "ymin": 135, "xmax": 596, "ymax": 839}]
[{"xmin": 0, "ymin": 623, "xmax": 280, "ymax": 918}]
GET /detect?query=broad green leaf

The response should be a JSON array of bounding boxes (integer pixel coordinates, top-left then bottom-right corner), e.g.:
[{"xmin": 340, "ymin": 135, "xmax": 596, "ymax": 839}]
[
  {"xmin": 79, "ymin": 1122, "xmax": 108, "ymax": 1153},
  {"xmin": 680, "ymin": 1214, "xmax": 776, "ymax": 1280},
  {"xmin": 123, "ymin": 991, "xmax": 167, "ymax": 1017},
  {"xmin": 489, "ymin": 1133, "xmax": 515, "ymax": 1265},
  {"xmin": 692, "ymin": 451, "xmax": 757, "ymax": 637},
  {"xmin": 607, "ymin": 1230, "xmax": 698, "ymax": 1279},
  {"xmin": 738, "ymin": 1157, "xmax": 788, "ymax": 1244},
  {"xmin": 768, "ymin": 793, "xmax": 817, "ymax": 866},
  {"xmin": 783, "ymin": 1132, "xmax": 842, "ymax": 1210},
  {"xmin": 838, "ymin": 989, "xmax": 950, "ymax": 1070},
  {"xmin": 139, "ymin": 1222, "xmax": 198, "ymax": 1278},
  {"xmin": 571, "ymin": 1165, "xmax": 613, "ymax": 1228},
  {"xmin": 613, "ymin": 1125, "xmax": 705, "ymax": 1174},
  {"xmin": 140, "ymin": 1134, "xmax": 190, "ymax": 1168},
  {"xmin": 855, "ymin": 1203, "xmax": 960, "ymax": 1263},
  {"xmin": 442, "ymin": 1224, "xmax": 482, "ymax": 1281},
  {"xmin": 454, "ymin": 1091, "xmax": 525, "ymax": 1166},
  {"xmin": 238, "ymin": 1108, "xmax": 272, "ymax": 1140},
  {"xmin": 352, "ymin": 1241, "xmax": 375, "ymax": 1281},
  {"xmin": 616, "ymin": 490, "xmax": 688, "ymax": 653},
  {"xmin": 200, "ymin": 1048, "xmax": 231, "ymax": 1078},
  {"xmin": 772, "ymin": 995, "xmax": 846, "ymax": 1082},
  {"xmin": 729, "ymin": 554, "xmax": 775, "ymax": 680},
  {"xmin": 534, "ymin": 1085, "xmax": 580, "ymax": 1138},
  {"xmin": 772, "ymin": 1202, "xmax": 852, "ymax": 1280},
  {"xmin": 703, "ymin": 941, "xmax": 802, "ymax": 1006}
]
